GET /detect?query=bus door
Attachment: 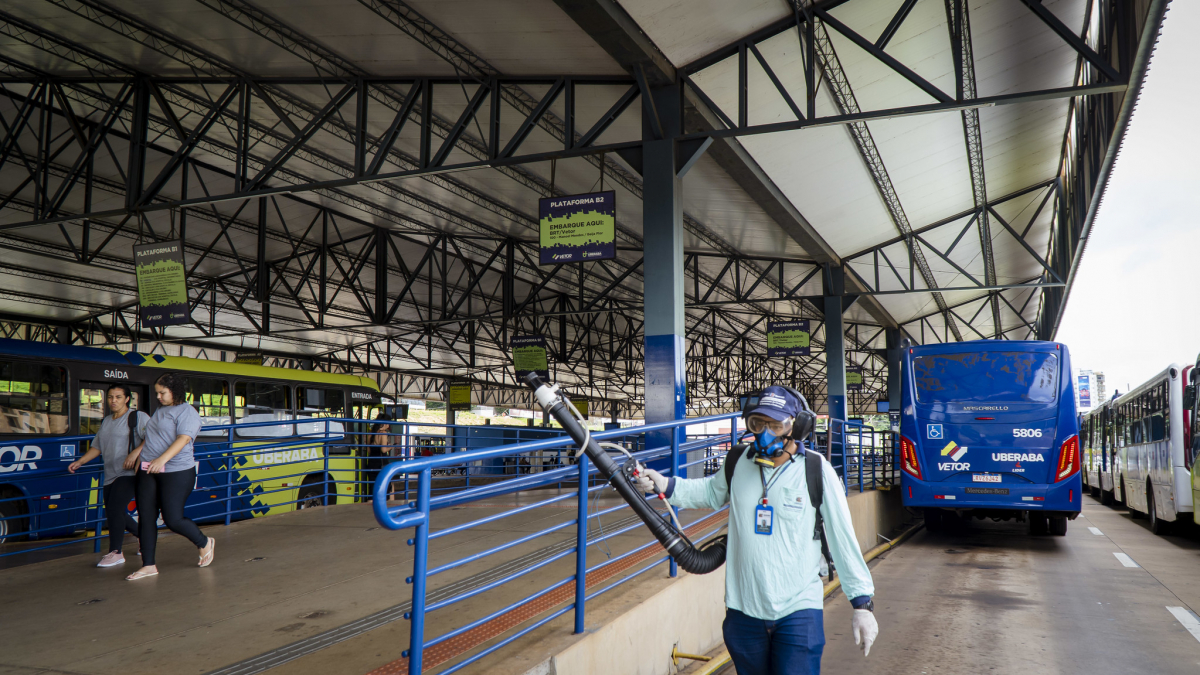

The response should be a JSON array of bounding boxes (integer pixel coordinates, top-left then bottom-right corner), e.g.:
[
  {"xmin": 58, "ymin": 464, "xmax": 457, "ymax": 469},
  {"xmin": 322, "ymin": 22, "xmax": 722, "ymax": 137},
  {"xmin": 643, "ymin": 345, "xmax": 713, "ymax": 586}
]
[
  {"xmin": 352, "ymin": 402, "xmax": 383, "ymax": 501},
  {"xmin": 184, "ymin": 376, "xmax": 234, "ymax": 523}
]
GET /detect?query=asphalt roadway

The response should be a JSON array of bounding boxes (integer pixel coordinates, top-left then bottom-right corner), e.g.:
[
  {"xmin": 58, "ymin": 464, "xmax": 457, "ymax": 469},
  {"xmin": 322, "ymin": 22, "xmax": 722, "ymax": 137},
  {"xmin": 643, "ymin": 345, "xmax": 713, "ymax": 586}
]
[{"xmin": 820, "ymin": 495, "xmax": 1200, "ymax": 674}]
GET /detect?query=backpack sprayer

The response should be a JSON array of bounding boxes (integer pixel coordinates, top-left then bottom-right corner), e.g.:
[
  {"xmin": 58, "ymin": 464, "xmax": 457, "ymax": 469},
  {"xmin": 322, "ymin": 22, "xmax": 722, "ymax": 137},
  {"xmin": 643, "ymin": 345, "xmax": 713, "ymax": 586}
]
[{"xmin": 524, "ymin": 373, "xmax": 728, "ymax": 574}]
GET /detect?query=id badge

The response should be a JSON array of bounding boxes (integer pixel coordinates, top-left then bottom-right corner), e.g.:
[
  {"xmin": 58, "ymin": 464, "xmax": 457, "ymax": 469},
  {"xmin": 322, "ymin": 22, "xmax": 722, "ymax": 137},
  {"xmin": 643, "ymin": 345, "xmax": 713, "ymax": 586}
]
[{"xmin": 754, "ymin": 504, "xmax": 774, "ymax": 535}]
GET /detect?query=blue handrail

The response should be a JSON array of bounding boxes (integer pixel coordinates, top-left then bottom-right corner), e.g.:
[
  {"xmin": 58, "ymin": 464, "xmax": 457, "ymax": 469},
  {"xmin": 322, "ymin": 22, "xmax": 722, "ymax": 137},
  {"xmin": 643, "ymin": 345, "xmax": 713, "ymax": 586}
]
[
  {"xmin": 827, "ymin": 419, "xmax": 899, "ymax": 494},
  {"xmin": 0, "ymin": 417, "xmax": 579, "ymax": 558},
  {"xmin": 371, "ymin": 412, "xmax": 741, "ymax": 675}
]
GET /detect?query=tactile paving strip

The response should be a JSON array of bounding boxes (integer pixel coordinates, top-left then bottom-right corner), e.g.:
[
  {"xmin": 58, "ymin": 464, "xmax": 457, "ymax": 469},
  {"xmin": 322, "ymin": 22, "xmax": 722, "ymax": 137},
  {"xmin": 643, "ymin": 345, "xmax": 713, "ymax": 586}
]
[{"xmin": 366, "ymin": 511, "xmax": 729, "ymax": 675}]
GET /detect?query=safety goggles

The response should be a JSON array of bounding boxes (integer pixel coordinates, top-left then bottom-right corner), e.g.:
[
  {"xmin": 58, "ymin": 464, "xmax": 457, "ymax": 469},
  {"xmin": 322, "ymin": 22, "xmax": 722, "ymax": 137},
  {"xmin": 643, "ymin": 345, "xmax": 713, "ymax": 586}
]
[{"xmin": 745, "ymin": 415, "xmax": 793, "ymax": 436}]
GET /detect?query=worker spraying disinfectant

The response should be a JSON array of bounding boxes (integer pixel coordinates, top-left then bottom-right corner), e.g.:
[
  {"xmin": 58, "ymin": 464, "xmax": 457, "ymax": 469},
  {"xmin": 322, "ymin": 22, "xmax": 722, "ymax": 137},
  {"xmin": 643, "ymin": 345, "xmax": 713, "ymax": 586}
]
[{"xmin": 524, "ymin": 377, "xmax": 877, "ymax": 675}]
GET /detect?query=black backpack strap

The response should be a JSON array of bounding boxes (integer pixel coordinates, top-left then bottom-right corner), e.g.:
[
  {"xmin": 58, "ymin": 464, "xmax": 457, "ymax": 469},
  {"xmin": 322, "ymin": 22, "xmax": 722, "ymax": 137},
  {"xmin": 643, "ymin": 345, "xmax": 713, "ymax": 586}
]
[
  {"xmin": 805, "ymin": 449, "xmax": 823, "ymax": 512},
  {"xmin": 805, "ymin": 450, "xmax": 834, "ymax": 573},
  {"xmin": 723, "ymin": 443, "xmax": 749, "ymax": 499},
  {"xmin": 127, "ymin": 409, "xmax": 139, "ymax": 453}
]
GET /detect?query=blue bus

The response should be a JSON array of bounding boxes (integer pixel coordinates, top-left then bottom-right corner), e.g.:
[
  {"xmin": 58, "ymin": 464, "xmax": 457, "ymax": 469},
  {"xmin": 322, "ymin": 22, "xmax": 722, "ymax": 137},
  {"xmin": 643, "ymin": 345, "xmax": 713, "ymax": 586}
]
[
  {"xmin": 899, "ymin": 340, "xmax": 1082, "ymax": 535},
  {"xmin": 0, "ymin": 338, "xmax": 384, "ymax": 545}
]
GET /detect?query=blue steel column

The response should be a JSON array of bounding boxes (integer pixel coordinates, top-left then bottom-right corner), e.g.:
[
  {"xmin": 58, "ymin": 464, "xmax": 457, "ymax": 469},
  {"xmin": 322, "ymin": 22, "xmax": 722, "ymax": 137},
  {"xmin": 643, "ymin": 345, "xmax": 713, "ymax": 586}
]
[
  {"xmin": 824, "ymin": 265, "xmax": 847, "ymax": 422},
  {"xmin": 642, "ymin": 83, "xmax": 686, "ymax": 457},
  {"xmin": 886, "ymin": 328, "xmax": 902, "ymax": 412},
  {"xmin": 885, "ymin": 327, "xmax": 903, "ymax": 483}
]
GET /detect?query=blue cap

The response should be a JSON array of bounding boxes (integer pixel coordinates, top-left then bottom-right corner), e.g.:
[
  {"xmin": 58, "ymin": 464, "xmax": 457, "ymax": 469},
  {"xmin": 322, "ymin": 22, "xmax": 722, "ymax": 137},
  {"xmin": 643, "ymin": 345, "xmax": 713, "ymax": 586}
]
[{"xmin": 745, "ymin": 386, "xmax": 800, "ymax": 423}]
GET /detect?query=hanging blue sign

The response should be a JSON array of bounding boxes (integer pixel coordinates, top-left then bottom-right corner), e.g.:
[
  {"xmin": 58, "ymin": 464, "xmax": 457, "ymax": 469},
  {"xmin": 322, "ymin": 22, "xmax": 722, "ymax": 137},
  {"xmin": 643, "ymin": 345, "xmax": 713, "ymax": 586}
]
[{"xmin": 539, "ymin": 191, "xmax": 616, "ymax": 264}]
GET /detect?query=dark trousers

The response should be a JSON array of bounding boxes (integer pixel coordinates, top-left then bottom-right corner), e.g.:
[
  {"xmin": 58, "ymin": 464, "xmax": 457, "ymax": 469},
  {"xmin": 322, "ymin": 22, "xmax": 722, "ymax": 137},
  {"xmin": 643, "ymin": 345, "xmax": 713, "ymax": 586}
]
[
  {"xmin": 136, "ymin": 467, "xmax": 208, "ymax": 565},
  {"xmin": 102, "ymin": 475, "xmax": 139, "ymax": 553},
  {"xmin": 365, "ymin": 455, "xmax": 382, "ymax": 501},
  {"xmin": 723, "ymin": 607, "xmax": 825, "ymax": 675}
]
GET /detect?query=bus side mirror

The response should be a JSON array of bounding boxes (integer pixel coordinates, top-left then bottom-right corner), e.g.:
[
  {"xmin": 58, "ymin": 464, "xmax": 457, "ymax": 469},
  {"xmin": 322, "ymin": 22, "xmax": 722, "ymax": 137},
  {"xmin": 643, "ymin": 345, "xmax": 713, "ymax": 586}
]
[{"xmin": 1184, "ymin": 384, "xmax": 1196, "ymax": 411}]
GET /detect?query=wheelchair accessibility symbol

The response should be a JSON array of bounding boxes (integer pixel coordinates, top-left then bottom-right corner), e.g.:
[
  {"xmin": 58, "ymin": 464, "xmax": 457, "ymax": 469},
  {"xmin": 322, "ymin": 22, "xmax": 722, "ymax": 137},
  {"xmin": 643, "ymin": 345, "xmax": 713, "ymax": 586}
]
[{"xmin": 927, "ymin": 424, "xmax": 943, "ymax": 440}]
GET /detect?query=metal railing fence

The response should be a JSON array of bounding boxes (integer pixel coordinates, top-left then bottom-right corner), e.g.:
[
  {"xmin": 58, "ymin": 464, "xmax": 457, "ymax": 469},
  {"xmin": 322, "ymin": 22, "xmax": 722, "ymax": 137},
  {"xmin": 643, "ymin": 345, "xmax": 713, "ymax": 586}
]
[
  {"xmin": 826, "ymin": 419, "xmax": 900, "ymax": 493},
  {"xmin": 372, "ymin": 414, "xmax": 743, "ymax": 675},
  {"xmin": 0, "ymin": 418, "xmax": 594, "ymax": 559}
]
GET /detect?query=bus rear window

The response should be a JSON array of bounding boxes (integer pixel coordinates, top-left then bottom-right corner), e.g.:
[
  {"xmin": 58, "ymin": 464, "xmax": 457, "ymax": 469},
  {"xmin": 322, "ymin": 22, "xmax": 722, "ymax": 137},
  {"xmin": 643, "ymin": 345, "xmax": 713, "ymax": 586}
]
[{"xmin": 914, "ymin": 352, "xmax": 1059, "ymax": 404}]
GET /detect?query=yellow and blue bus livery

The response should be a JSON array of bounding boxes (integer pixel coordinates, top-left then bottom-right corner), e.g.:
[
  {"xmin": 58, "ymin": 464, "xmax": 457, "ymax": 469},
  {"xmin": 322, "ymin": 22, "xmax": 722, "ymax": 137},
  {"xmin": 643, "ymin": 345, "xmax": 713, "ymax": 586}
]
[{"xmin": 0, "ymin": 338, "xmax": 383, "ymax": 542}]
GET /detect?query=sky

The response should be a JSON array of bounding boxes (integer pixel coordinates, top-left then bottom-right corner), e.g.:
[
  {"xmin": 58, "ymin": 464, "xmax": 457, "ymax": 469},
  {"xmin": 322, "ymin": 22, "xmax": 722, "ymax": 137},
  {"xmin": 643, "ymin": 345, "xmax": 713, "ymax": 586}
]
[{"xmin": 1055, "ymin": 1, "xmax": 1200, "ymax": 398}]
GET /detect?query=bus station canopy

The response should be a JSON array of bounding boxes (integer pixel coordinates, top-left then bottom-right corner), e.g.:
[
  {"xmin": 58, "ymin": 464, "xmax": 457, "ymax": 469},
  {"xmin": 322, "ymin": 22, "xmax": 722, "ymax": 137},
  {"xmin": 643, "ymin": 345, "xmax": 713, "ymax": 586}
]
[{"xmin": 0, "ymin": 0, "xmax": 1166, "ymax": 414}]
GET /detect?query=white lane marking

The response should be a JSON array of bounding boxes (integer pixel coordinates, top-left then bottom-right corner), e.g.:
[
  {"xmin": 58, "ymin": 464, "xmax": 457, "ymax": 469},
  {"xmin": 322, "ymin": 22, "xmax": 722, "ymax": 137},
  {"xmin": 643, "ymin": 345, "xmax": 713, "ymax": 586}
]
[
  {"xmin": 1088, "ymin": 527, "xmax": 1104, "ymax": 535},
  {"xmin": 1167, "ymin": 607, "xmax": 1200, "ymax": 644},
  {"xmin": 1113, "ymin": 552, "xmax": 1140, "ymax": 568}
]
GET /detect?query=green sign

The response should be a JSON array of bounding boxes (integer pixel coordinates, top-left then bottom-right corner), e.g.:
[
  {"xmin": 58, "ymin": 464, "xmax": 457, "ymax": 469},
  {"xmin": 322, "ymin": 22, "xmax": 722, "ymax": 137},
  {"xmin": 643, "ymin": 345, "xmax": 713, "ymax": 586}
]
[
  {"xmin": 448, "ymin": 382, "xmax": 472, "ymax": 411},
  {"xmin": 571, "ymin": 399, "xmax": 589, "ymax": 420},
  {"xmin": 133, "ymin": 240, "xmax": 189, "ymax": 327},
  {"xmin": 846, "ymin": 366, "xmax": 863, "ymax": 391},
  {"xmin": 539, "ymin": 191, "xmax": 616, "ymax": 264},
  {"xmin": 512, "ymin": 335, "xmax": 550, "ymax": 381},
  {"xmin": 235, "ymin": 351, "xmax": 264, "ymax": 365},
  {"xmin": 766, "ymin": 320, "xmax": 810, "ymax": 357}
]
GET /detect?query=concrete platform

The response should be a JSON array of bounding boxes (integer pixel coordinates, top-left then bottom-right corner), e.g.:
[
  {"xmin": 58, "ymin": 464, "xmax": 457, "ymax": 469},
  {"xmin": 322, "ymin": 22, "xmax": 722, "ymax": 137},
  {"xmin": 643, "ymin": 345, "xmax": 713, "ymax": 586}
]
[
  {"xmin": 28, "ymin": 485, "xmax": 1190, "ymax": 672},
  {"xmin": 0, "ymin": 489, "xmax": 722, "ymax": 675}
]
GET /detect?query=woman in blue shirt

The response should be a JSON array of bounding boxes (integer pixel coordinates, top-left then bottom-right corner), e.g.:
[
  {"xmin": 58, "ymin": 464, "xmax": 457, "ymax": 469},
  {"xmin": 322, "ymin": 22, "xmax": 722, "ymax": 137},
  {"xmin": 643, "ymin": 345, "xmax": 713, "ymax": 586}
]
[{"xmin": 124, "ymin": 372, "xmax": 215, "ymax": 580}]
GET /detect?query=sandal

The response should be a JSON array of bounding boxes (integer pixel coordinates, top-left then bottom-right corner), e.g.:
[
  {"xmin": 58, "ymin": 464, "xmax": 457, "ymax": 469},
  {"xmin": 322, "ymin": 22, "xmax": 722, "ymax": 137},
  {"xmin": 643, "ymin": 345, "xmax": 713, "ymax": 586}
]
[
  {"xmin": 198, "ymin": 537, "xmax": 216, "ymax": 567},
  {"xmin": 126, "ymin": 568, "xmax": 158, "ymax": 581}
]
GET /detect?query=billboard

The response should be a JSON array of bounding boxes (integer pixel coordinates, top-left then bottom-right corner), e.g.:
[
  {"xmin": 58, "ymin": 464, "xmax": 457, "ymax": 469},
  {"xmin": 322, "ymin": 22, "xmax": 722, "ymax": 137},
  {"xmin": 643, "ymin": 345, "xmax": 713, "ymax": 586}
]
[
  {"xmin": 1077, "ymin": 371, "xmax": 1092, "ymax": 409},
  {"xmin": 511, "ymin": 335, "xmax": 550, "ymax": 381},
  {"xmin": 539, "ymin": 191, "xmax": 616, "ymax": 264},
  {"xmin": 133, "ymin": 240, "xmax": 190, "ymax": 327},
  {"xmin": 766, "ymin": 320, "xmax": 811, "ymax": 357}
]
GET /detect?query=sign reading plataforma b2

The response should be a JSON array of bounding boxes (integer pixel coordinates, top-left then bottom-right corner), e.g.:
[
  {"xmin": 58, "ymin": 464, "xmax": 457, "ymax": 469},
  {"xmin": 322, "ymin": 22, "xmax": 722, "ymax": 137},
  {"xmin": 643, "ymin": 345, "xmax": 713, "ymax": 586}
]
[
  {"xmin": 133, "ymin": 240, "xmax": 190, "ymax": 327},
  {"xmin": 539, "ymin": 191, "xmax": 616, "ymax": 264}
]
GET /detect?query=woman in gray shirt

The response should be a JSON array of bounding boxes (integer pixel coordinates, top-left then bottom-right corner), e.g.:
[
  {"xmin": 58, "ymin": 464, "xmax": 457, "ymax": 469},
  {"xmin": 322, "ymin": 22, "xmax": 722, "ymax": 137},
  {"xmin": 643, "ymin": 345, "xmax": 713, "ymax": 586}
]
[
  {"xmin": 68, "ymin": 384, "xmax": 149, "ymax": 568},
  {"xmin": 124, "ymin": 372, "xmax": 215, "ymax": 580}
]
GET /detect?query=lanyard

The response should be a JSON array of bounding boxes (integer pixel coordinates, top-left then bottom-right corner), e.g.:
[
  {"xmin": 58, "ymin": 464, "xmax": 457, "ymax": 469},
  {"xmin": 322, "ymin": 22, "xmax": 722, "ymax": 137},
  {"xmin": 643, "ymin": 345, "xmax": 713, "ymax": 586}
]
[{"xmin": 758, "ymin": 462, "xmax": 791, "ymax": 506}]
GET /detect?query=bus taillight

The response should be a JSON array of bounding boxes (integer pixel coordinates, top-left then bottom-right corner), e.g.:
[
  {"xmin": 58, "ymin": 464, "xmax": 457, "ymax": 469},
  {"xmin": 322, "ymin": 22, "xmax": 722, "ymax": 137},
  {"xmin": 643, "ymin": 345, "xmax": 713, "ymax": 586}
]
[
  {"xmin": 900, "ymin": 436, "xmax": 922, "ymax": 479},
  {"xmin": 1056, "ymin": 435, "xmax": 1080, "ymax": 481}
]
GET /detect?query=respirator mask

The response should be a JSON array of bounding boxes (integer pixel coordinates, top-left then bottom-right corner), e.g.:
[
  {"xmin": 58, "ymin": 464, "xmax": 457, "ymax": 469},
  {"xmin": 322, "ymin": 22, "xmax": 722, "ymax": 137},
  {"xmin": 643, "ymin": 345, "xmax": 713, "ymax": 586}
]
[{"xmin": 746, "ymin": 415, "xmax": 794, "ymax": 458}]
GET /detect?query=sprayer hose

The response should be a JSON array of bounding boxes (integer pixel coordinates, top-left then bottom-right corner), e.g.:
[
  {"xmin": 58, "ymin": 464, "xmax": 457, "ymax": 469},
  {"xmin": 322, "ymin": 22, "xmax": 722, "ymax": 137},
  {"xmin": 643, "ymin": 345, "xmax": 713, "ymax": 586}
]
[{"xmin": 524, "ymin": 374, "xmax": 727, "ymax": 575}]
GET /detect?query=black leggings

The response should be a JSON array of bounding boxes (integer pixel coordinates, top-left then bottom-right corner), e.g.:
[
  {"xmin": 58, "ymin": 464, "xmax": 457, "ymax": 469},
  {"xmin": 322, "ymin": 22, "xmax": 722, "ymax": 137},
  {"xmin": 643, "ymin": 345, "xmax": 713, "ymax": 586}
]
[
  {"xmin": 136, "ymin": 467, "xmax": 208, "ymax": 565},
  {"xmin": 103, "ymin": 475, "xmax": 139, "ymax": 553}
]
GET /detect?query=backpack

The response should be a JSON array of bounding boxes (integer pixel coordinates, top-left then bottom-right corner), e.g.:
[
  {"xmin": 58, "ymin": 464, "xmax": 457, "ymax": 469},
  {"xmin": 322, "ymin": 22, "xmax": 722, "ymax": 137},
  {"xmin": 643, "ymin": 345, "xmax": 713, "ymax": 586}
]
[{"xmin": 724, "ymin": 443, "xmax": 834, "ymax": 575}]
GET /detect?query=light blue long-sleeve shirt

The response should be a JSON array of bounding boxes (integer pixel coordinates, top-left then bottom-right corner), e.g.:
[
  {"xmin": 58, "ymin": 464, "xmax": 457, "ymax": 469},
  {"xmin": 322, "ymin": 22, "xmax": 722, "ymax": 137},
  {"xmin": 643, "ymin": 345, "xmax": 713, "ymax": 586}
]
[{"xmin": 667, "ymin": 449, "xmax": 874, "ymax": 620}]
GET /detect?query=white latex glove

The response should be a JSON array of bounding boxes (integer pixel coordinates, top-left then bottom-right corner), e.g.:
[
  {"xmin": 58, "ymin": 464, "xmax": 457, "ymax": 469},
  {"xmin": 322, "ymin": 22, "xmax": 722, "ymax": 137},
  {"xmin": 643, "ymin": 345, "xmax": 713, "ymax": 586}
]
[
  {"xmin": 633, "ymin": 464, "xmax": 669, "ymax": 494},
  {"xmin": 852, "ymin": 609, "xmax": 878, "ymax": 656}
]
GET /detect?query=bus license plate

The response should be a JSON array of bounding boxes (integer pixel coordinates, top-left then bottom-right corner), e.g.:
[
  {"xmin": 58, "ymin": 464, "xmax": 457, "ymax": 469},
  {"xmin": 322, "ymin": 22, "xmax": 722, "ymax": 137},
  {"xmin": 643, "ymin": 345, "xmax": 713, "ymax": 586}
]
[
  {"xmin": 972, "ymin": 474, "xmax": 1001, "ymax": 483},
  {"xmin": 965, "ymin": 487, "xmax": 1009, "ymax": 495}
]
